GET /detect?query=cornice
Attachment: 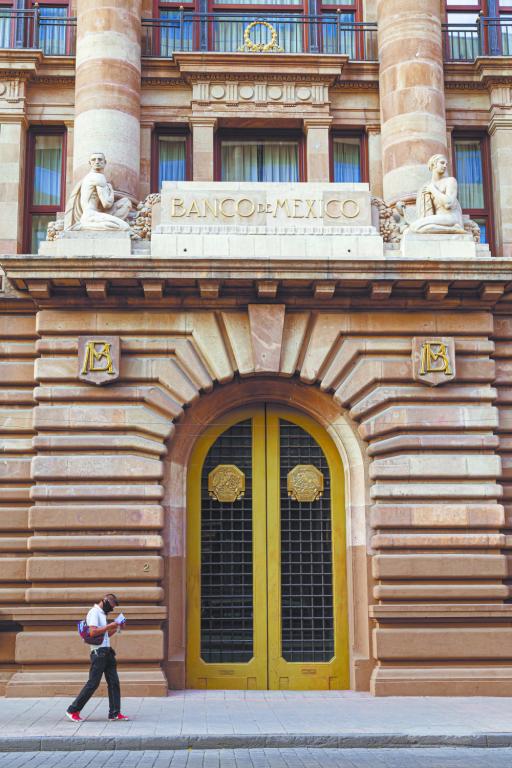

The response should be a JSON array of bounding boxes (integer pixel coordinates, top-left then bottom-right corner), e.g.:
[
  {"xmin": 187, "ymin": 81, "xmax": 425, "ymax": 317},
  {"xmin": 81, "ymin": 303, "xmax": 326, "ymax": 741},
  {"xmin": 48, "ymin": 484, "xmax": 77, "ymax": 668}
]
[
  {"xmin": 0, "ymin": 49, "xmax": 42, "ymax": 76},
  {"xmin": 3, "ymin": 254, "xmax": 512, "ymax": 286},
  {"xmin": 332, "ymin": 80, "xmax": 379, "ymax": 90},
  {"xmin": 488, "ymin": 114, "xmax": 512, "ymax": 134},
  {"xmin": 172, "ymin": 52, "xmax": 347, "ymax": 83},
  {"xmin": 142, "ymin": 77, "xmax": 188, "ymax": 87},
  {"xmin": 31, "ymin": 76, "xmax": 74, "ymax": 86}
]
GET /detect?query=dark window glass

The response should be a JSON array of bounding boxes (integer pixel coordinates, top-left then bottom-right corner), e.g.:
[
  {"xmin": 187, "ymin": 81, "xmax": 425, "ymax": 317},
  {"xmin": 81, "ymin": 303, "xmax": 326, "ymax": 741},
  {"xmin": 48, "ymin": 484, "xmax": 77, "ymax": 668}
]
[
  {"xmin": 200, "ymin": 420, "xmax": 254, "ymax": 664},
  {"xmin": 453, "ymin": 136, "xmax": 491, "ymax": 248},
  {"xmin": 0, "ymin": 6, "xmax": 12, "ymax": 48},
  {"xmin": 32, "ymin": 134, "xmax": 63, "ymax": 206},
  {"xmin": 333, "ymin": 137, "xmax": 361, "ymax": 183},
  {"xmin": 27, "ymin": 130, "xmax": 65, "ymax": 253},
  {"xmin": 280, "ymin": 420, "xmax": 334, "ymax": 663},
  {"xmin": 157, "ymin": 135, "xmax": 187, "ymax": 187},
  {"xmin": 454, "ymin": 138, "xmax": 484, "ymax": 210},
  {"xmin": 221, "ymin": 140, "xmax": 299, "ymax": 182},
  {"xmin": 38, "ymin": 6, "xmax": 68, "ymax": 55}
]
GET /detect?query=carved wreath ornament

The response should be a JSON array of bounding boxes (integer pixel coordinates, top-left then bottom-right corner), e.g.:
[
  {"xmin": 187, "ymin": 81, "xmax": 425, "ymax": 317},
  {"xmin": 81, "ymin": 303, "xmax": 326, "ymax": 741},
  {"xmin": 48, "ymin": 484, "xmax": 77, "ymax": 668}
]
[{"xmin": 239, "ymin": 20, "xmax": 283, "ymax": 53}]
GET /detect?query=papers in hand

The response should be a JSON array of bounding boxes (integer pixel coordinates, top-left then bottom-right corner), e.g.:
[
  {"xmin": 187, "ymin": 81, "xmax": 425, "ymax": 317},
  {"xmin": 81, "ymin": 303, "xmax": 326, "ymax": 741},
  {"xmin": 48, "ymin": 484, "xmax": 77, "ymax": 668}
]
[{"xmin": 115, "ymin": 612, "xmax": 126, "ymax": 625}]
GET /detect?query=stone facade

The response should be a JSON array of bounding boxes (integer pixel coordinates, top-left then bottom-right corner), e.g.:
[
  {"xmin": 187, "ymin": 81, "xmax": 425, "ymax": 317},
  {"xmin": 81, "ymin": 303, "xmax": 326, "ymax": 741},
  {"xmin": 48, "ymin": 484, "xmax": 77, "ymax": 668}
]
[{"xmin": 2, "ymin": 0, "xmax": 512, "ymax": 698}]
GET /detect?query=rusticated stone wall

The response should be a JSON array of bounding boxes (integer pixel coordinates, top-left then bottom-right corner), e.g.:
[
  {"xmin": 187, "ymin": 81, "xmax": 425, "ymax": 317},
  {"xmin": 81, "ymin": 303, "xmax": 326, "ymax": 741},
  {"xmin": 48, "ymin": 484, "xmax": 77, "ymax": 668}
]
[
  {"xmin": 0, "ymin": 304, "xmax": 510, "ymax": 696},
  {"xmin": 0, "ymin": 313, "xmax": 37, "ymax": 694}
]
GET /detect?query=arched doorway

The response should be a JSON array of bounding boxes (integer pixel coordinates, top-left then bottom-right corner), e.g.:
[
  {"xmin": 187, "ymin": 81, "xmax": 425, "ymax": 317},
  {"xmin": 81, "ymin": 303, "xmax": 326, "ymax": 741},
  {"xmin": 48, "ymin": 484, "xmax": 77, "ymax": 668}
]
[{"xmin": 186, "ymin": 404, "xmax": 349, "ymax": 690}]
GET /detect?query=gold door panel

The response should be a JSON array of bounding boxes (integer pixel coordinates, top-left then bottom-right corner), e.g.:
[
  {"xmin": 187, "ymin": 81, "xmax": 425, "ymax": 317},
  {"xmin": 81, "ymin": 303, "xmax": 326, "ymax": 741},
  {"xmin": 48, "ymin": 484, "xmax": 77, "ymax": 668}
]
[{"xmin": 186, "ymin": 406, "xmax": 349, "ymax": 690}]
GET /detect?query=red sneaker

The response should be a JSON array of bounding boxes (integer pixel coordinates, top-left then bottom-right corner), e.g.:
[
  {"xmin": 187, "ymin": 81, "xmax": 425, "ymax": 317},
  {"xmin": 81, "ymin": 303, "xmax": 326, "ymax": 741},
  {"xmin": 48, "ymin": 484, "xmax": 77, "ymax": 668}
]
[
  {"xmin": 65, "ymin": 712, "xmax": 82, "ymax": 722},
  {"xmin": 108, "ymin": 713, "xmax": 130, "ymax": 721}
]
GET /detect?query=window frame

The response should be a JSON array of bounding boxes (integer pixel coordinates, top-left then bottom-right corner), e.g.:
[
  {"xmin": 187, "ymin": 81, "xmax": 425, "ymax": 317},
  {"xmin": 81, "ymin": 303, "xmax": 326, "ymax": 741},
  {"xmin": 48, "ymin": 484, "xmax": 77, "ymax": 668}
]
[
  {"xmin": 151, "ymin": 126, "xmax": 192, "ymax": 193},
  {"xmin": 451, "ymin": 130, "xmax": 494, "ymax": 253},
  {"xmin": 444, "ymin": 1, "xmax": 512, "ymax": 13},
  {"xmin": 154, "ymin": 0, "xmax": 360, "ymax": 16},
  {"xmin": 25, "ymin": 0, "xmax": 72, "ymax": 55},
  {"xmin": 329, "ymin": 130, "xmax": 368, "ymax": 184},
  {"xmin": 215, "ymin": 128, "xmax": 305, "ymax": 183},
  {"xmin": 0, "ymin": 1, "xmax": 14, "ymax": 49},
  {"xmin": 153, "ymin": 0, "xmax": 360, "ymax": 55},
  {"xmin": 24, "ymin": 125, "xmax": 67, "ymax": 254},
  {"xmin": 444, "ymin": 1, "xmax": 484, "ymax": 15}
]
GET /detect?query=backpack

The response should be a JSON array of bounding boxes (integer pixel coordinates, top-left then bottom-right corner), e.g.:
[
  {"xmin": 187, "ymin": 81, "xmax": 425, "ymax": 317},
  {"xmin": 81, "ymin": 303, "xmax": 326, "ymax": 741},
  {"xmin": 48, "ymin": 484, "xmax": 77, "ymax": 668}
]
[{"xmin": 77, "ymin": 619, "xmax": 103, "ymax": 646}]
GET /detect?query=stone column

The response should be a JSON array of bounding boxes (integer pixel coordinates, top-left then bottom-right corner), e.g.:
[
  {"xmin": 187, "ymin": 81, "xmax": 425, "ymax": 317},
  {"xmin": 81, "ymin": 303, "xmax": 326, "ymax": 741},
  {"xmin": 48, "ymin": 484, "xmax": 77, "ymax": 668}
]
[
  {"xmin": 366, "ymin": 124, "xmax": 383, "ymax": 200},
  {"xmin": 489, "ymin": 85, "xmax": 512, "ymax": 257},
  {"xmin": 377, "ymin": 0, "xmax": 447, "ymax": 203},
  {"xmin": 190, "ymin": 117, "xmax": 217, "ymax": 181},
  {"xmin": 304, "ymin": 118, "xmax": 332, "ymax": 183},
  {"xmin": 73, "ymin": 0, "xmax": 141, "ymax": 200}
]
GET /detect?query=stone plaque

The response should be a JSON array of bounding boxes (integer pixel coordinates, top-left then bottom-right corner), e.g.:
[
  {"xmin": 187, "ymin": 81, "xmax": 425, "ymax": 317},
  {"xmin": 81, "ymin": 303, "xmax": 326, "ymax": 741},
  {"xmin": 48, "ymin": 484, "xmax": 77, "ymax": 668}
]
[
  {"xmin": 412, "ymin": 337, "xmax": 456, "ymax": 387},
  {"xmin": 78, "ymin": 336, "xmax": 120, "ymax": 386},
  {"xmin": 287, "ymin": 464, "xmax": 324, "ymax": 503},
  {"xmin": 159, "ymin": 182, "xmax": 373, "ymax": 230},
  {"xmin": 208, "ymin": 464, "xmax": 245, "ymax": 503}
]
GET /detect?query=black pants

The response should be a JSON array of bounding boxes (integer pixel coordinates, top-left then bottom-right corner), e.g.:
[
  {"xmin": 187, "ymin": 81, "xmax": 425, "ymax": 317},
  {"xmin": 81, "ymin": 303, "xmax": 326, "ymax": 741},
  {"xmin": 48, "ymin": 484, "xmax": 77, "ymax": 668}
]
[{"xmin": 68, "ymin": 647, "xmax": 121, "ymax": 717}]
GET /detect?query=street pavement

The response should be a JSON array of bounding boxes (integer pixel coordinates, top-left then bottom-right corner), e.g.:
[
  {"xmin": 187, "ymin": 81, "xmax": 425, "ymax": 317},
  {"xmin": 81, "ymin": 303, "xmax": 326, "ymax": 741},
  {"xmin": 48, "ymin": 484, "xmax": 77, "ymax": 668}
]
[
  {"xmin": 1, "ymin": 749, "xmax": 512, "ymax": 768},
  {"xmin": 3, "ymin": 692, "xmax": 512, "ymax": 752}
]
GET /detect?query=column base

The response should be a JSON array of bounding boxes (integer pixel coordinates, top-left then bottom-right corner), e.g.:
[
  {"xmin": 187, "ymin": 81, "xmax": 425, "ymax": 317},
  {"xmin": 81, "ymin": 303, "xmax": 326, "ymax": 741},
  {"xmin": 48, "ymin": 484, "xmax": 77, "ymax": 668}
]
[
  {"xmin": 400, "ymin": 230, "xmax": 490, "ymax": 260},
  {"xmin": 371, "ymin": 666, "xmax": 512, "ymax": 696},
  {"xmin": 5, "ymin": 668, "xmax": 168, "ymax": 697}
]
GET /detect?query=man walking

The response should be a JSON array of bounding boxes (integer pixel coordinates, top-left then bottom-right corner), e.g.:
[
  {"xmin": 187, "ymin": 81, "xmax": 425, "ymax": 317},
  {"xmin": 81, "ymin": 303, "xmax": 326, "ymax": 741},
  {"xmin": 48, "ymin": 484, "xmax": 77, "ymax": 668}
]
[{"xmin": 66, "ymin": 593, "xmax": 129, "ymax": 722}]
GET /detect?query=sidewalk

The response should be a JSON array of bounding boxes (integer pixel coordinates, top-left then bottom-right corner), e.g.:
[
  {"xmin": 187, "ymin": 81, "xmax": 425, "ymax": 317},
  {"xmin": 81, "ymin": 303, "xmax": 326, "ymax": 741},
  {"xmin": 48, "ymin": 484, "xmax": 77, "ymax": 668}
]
[{"xmin": 3, "ymin": 691, "xmax": 512, "ymax": 752}]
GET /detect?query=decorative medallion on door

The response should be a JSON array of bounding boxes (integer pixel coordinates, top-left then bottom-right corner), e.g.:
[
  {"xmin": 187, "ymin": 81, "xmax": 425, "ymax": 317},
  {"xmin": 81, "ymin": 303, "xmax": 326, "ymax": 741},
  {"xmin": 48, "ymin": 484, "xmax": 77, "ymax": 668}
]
[
  {"xmin": 186, "ymin": 406, "xmax": 349, "ymax": 690},
  {"xmin": 208, "ymin": 464, "xmax": 246, "ymax": 503},
  {"xmin": 287, "ymin": 464, "xmax": 324, "ymax": 502}
]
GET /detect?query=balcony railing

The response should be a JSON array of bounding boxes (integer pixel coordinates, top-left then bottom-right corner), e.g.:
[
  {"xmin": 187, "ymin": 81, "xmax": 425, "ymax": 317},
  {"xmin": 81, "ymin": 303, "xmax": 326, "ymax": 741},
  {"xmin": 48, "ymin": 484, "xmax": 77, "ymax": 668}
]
[
  {"xmin": 0, "ymin": 9, "xmax": 76, "ymax": 56},
  {"xmin": 142, "ymin": 14, "xmax": 378, "ymax": 60},
  {"xmin": 443, "ymin": 17, "xmax": 512, "ymax": 61}
]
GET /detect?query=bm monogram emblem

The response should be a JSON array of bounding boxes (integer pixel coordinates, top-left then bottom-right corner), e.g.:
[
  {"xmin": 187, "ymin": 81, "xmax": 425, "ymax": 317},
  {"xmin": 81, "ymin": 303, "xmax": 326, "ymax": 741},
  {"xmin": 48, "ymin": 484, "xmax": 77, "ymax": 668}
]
[
  {"xmin": 78, "ymin": 336, "xmax": 120, "ymax": 385},
  {"xmin": 412, "ymin": 337, "xmax": 455, "ymax": 387}
]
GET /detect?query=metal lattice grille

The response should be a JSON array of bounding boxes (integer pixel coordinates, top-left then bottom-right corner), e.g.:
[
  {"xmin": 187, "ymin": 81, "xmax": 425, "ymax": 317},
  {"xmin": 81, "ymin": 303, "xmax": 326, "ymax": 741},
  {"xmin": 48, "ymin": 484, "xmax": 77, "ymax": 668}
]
[
  {"xmin": 200, "ymin": 420, "xmax": 253, "ymax": 663},
  {"xmin": 279, "ymin": 420, "xmax": 334, "ymax": 663}
]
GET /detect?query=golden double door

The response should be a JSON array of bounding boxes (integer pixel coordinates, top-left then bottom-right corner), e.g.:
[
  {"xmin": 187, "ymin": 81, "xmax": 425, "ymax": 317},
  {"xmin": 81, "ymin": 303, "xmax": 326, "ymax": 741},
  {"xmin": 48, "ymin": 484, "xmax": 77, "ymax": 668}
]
[{"xmin": 186, "ymin": 406, "xmax": 349, "ymax": 690}]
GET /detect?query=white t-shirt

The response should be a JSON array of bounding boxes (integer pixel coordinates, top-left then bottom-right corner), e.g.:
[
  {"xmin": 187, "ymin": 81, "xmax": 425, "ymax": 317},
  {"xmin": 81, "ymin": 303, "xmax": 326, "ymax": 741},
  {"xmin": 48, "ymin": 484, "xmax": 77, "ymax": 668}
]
[{"xmin": 87, "ymin": 604, "xmax": 109, "ymax": 648}]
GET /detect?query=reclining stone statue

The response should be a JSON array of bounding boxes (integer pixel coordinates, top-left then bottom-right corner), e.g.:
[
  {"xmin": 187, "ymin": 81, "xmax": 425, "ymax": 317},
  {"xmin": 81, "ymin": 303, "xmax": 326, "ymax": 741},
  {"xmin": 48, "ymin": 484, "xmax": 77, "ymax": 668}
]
[
  {"xmin": 410, "ymin": 154, "xmax": 465, "ymax": 235},
  {"xmin": 64, "ymin": 152, "xmax": 132, "ymax": 231}
]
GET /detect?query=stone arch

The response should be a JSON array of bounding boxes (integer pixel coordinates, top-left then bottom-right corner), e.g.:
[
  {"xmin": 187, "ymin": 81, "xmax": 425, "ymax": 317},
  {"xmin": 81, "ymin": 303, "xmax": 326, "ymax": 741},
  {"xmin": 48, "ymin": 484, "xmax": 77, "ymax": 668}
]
[{"xmin": 162, "ymin": 376, "xmax": 372, "ymax": 690}]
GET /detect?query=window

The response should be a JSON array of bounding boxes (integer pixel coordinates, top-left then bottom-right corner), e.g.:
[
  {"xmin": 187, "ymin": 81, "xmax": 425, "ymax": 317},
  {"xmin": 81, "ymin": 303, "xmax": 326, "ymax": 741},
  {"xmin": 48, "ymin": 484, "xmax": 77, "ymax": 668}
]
[
  {"xmin": 36, "ymin": 3, "xmax": 70, "ymax": 56},
  {"xmin": 331, "ymin": 135, "xmax": 366, "ymax": 183},
  {"xmin": 445, "ymin": 2, "xmax": 483, "ymax": 59},
  {"xmin": 0, "ymin": 0, "xmax": 70, "ymax": 53},
  {"xmin": 495, "ymin": 3, "xmax": 512, "ymax": 54},
  {"xmin": 452, "ymin": 134, "xmax": 492, "ymax": 247},
  {"xmin": 444, "ymin": 1, "xmax": 512, "ymax": 56},
  {"xmin": 152, "ymin": 129, "xmax": 189, "ymax": 191},
  {"xmin": 0, "ymin": 1, "xmax": 14, "ymax": 48},
  {"xmin": 25, "ymin": 128, "xmax": 66, "ymax": 253},
  {"xmin": 155, "ymin": 0, "xmax": 359, "ymax": 54},
  {"xmin": 218, "ymin": 133, "xmax": 302, "ymax": 182}
]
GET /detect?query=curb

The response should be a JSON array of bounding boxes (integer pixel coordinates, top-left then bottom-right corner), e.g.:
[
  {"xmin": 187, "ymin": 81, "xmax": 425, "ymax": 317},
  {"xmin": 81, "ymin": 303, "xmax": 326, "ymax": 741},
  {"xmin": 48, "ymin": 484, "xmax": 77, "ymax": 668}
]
[{"xmin": 2, "ymin": 733, "xmax": 512, "ymax": 752}]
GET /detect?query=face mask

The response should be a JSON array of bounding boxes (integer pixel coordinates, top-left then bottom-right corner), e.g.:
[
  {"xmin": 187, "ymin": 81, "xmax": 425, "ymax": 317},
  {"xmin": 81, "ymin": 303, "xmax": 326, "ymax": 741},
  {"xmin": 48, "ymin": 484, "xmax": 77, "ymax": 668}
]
[{"xmin": 103, "ymin": 599, "xmax": 114, "ymax": 614}]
